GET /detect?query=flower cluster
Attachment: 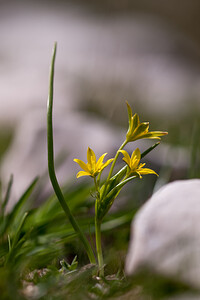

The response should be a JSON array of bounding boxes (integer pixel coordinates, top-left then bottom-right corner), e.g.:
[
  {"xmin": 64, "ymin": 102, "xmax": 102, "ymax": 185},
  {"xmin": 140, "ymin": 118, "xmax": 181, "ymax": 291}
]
[
  {"xmin": 48, "ymin": 45, "xmax": 168, "ymax": 275},
  {"xmin": 74, "ymin": 102, "xmax": 167, "ymax": 181},
  {"xmin": 73, "ymin": 101, "xmax": 167, "ymax": 275}
]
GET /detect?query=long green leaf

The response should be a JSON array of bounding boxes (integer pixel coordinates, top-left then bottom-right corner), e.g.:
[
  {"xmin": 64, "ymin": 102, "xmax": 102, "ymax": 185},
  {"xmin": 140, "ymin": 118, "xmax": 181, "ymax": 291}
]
[
  {"xmin": 1, "ymin": 174, "xmax": 13, "ymax": 216},
  {"xmin": 3, "ymin": 177, "xmax": 38, "ymax": 233},
  {"xmin": 47, "ymin": 42, "xmax": 95, "ymax": 264}
]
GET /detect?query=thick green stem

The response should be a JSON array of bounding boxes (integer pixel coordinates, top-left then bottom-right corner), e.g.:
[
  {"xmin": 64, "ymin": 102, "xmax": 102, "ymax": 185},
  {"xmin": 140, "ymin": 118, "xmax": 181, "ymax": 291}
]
[{"xmin": 47, "ymin": 42, "xmax": 96, "ymax": 264}]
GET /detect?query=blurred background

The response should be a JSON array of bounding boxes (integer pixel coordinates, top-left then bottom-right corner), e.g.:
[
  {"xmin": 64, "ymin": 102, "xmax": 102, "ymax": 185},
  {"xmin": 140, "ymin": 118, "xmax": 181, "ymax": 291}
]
[
  {"xmin": 0, "ymin": 0, "xmax": 200, "ymax": 206},
  {"xmin": 1, "ymin": 3, "xmax": 200, "ymax": 298}
]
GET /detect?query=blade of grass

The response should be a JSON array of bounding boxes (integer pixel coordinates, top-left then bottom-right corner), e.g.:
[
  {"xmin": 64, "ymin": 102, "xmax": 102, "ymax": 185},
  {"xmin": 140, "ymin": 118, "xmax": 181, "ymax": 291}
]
[
  {"xmin": 47, "ymin": 42, "xmax": 96, "ymax": 264},
  {"xmin": 141, "ymin": 142, "xmax": 160, "ymax": 159},
  {"xmin": 1, "ymin": 174, "xmax": 13, "ymax": 216},
  {"xmin": 5, "ymin": 212, "xmax": 28, "ymax": 265},
  {"xmin": 3, "ymin": 177, "xmax": 38, "ymax": 234}
]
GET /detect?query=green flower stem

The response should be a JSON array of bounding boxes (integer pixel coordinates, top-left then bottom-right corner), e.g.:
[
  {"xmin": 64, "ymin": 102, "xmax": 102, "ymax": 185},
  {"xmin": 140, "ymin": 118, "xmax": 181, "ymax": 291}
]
[
  {"xmin": 101, "ymin": 140, "xmax": 128, "ymax": 200},
  {"xmin": 93, "ymin": 141, "xmax": 128, "ymax": 275},
  {"xmin": 47, "ymin": 42, "xmax": 96, "ymax": 264},
  {"xmin": 108, "ymin": 140, "xmax": 128, "ymax": 181},
  {"xmin": 94, "ymin": 176, "xmax": 104, "ymax": 276},
  {"xmin": 94, "ymin": 176, "xmax": 99, "ymax": 195},
  {"xmin": 95, "ymin": 205, "xmax": 104, "ymax": 276}
]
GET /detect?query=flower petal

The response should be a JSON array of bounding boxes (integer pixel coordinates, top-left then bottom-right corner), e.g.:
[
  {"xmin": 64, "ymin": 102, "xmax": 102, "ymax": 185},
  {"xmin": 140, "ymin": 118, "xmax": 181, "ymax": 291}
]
[
  {"xmin": 139, "ymin": 168, "xmax": 158, "ymax": 176},
  {"xmin": 76, "ymin": 171, "xmax": 91, "ymax": 178},
  {"xmin": 87, "ymin": 147, "xmax": 96, "ymax": 167},
  {"xmin": 96, "ymin": 153, "xmax": 107, "ymax": 170},
  {"xmin": 141, "ymin": 131, "xmax": 168, "ymax": 140},
  {"xmin": 133, "ymin": 122, "xmax": 149, "ymax": 138},
  {"xmin": 118, "ymin": 150, "xmax": 131, "ymax": 167},
  {"xmin": 130, "ymin": 148, "xmax": 140, "ymax": 169},
  {"xmin": 73, "ymin": 159, "xmax": 90, "ymax": 173},
  {"xmin": 126, "ymin": 101, "xmax": 133, "ymax": 125},
  {"xmin": 132, "ymin": 113, "xmax": 139, "ymax": 131},
  {"xmin": 101, "ymin": 158, "xmax": 114, "ymax": 170},
  {"xmin": 131, "ymin": 148, "xmax": 141, "ymax": 161}
]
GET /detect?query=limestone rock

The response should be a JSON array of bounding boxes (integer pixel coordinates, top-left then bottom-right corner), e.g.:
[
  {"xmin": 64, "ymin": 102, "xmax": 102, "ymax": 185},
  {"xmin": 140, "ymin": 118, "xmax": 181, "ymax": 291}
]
[{"xmin": 125, "ymin": 179, "xmax": 200, "ymax": 289}]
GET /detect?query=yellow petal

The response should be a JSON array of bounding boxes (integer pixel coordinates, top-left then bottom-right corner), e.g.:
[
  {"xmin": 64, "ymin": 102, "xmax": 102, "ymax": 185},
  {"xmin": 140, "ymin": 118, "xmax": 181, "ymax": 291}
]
[
  {"xmin": 76, "ymin": 171, "xmax": 91, "ymax": 178},
  {"xmin": 131, "ymin": 148, "xmax": 141, "ymax": 161},
  {"xmin": 130, "ymin": 148, "xmax": 140, "ymax": 169},
  {"xmin": 139, "ymin": 168, "xmax": 158, "ymax": 176},
  {"xmin": 87, "ymin": 147, "xmax": 96, "ymax": 167},
  {"xmin": 101, "ymin": 158, "xmax": 114, "ymax": 170},
  {"xmin": 96, "ymin": 153, "xmax": 107, "ymax": 170},
  {"xmin": 73, "ymin": 159, "xmax": 90, "ymax": 173},
  {"xmin": 132, "ymin": 113, "xmax": 139, "ymax": 131},
  {"xmin": 118, "ymin": 150, "xmax": 131, "ymax": 167},
  {"xmin": 126, "ymin": 101, "xmax": 133, "ymax": 125},
  {"xmin": 141, "ymin": 131, "xmax": 168, "ymax": 140},
  {"xmin": 133, "ymin": 122, "xmax": 149, "ymax": 138}
]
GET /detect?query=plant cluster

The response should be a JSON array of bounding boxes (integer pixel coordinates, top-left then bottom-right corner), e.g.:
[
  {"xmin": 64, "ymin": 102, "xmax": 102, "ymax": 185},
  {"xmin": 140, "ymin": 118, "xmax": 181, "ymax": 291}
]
[
  {"xmin": 47, "ymin": 43, "xmax": 168, "ymax": 276},
  {"xmin": 0, "ymin": 42, "xmax": 169, "ymax": 299}
]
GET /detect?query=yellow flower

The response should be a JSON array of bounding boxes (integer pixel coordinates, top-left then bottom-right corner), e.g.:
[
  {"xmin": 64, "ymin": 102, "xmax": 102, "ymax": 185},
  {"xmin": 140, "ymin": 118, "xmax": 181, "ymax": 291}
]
[
  {"xmin": 118, "ymin": 148, "xmax": 158, "ymax": 178},
  {"xmin": 74, "ymin": 147, "xmax": 114, "ymax": 178},
  {"xmin": 126, "ymin": 102, "xmax": 168, "ymax": 142}
]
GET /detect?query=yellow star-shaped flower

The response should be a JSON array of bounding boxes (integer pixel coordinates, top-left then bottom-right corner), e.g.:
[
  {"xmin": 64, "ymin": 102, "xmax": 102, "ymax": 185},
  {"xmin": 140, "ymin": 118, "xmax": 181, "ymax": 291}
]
[
  {"xmin": 119, "ymin": 148, "xmax": 158, "ymax": 178},
  {"xmin": 74, "ymin": 147, "xmax": 114, "ymax": 178},
  {"xmin": 126, "ymin": 102, "xmax": 168, "ymax": 142}
]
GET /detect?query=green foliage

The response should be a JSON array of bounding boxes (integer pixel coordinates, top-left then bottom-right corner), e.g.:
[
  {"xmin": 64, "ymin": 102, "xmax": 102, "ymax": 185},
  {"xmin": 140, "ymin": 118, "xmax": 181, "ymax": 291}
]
[
  {"xmin": 0, "ymin": 128, "xmax": 13, "ymax": 161},
  {"xmin": 1, "ymin": 42, "xmax": 191, "ymax": 299},
  {"xmin": 60, "ymin": 255, "xmax": 78, "ymax": 272},
  {"xmin": 0, "ymin": 172, "xmax": 138, "ymax": 299}
]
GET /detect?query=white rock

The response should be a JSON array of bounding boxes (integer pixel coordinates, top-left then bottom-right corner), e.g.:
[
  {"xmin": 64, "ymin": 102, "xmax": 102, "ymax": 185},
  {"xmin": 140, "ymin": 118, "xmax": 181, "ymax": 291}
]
[
  {"xmin": 125, "ymin": 179, "xmax": 200, "ymax": 289},
  {"xmin": 166, "ymin": 294, "xmax": 200, "ymax": 300}
]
